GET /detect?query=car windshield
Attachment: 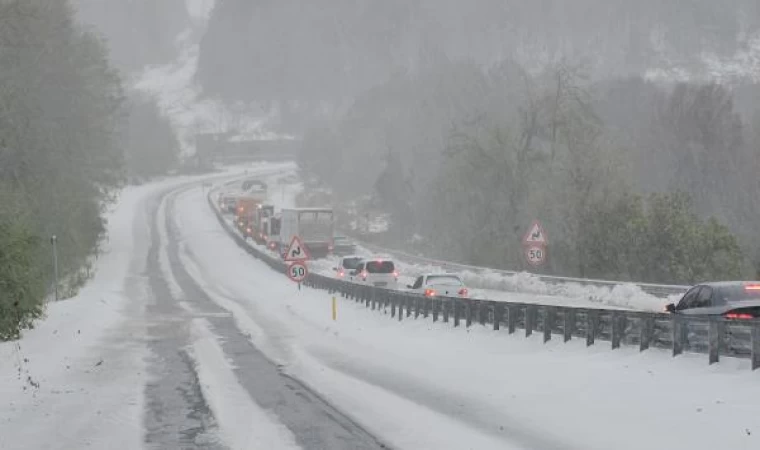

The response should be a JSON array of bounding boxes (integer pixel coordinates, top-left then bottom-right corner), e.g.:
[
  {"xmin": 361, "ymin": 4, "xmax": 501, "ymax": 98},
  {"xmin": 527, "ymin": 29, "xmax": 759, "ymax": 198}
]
[
  {"xmin": 713, "ymin": 284, "xmax": 760, "ymax": 303},
  {"xmin": 365, "ymin": 261, "xmax": 395, "ymax": 274},
  {"xmin": 426, "ymin": 275, "xmax": 463, "ymax": 286},
  {"xmin": 341, "ymin": 257, "xmax": 362, "ymax": 270}
]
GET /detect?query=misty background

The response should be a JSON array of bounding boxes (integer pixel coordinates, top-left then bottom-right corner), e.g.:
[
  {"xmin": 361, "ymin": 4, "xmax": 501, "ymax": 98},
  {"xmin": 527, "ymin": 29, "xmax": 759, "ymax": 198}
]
[{"xmin": 3, "ymin": 0, "xmax": 760, "ymax": 337}]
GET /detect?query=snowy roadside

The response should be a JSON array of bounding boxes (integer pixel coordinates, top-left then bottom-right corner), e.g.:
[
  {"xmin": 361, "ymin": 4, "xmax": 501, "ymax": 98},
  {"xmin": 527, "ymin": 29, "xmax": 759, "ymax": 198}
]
[
  {"xmin": 179, "ymin": 184, "xmax": 760, "ymax": 450},
  {"xmin": 0, "ymin": 166, "xmax": 264, "ymax": 450}
]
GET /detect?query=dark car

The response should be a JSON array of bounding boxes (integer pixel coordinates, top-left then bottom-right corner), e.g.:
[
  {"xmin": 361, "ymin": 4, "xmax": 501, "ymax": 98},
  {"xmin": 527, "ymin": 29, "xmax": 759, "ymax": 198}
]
[{"xmin": 664, "ymin": 281, "xmax": 760, "ymax": 319}]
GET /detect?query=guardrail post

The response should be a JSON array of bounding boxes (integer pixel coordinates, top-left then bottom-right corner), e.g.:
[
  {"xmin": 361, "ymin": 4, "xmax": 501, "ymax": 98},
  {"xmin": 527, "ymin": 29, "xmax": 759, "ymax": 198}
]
[
  {"xmin": 563, "ymin": 309, "xmax": 574, "ymax": 342},
  {"xmin": 414, "ymin": 297, "xmax": 420, "ymax": 319},
  {"xmin": 424, "ymin": 298, "xmax": 430, "ymax": 318},
  {"xmin": 611, "ymin": 312, "xmax": 622, "ymax": 350},
  {"xmin": 406, "ymin": 296, "xmax": 412, "ymax": 318},
  {"xmin": 454, "ymin": 301, "xmax": 461, "ymax": 327},
  {"xmin": 639, "ymin": 315, "xmax": 653, "ymax": 352},
  {"xmin": 586, "ymin": 310, "xmax": 598, "ymax": 346},
  {"xmin": 672, "ymin": 316, "xmax": 684, "ymax": 357},
  {"xmin": 465, "ymin": 300, "xmax": 473, "ymax": 327},
  {"xmin": 493, "ymin": 303, "xmax": 503, "ymax": 331},
  {"xmin": 708, "ymin": 318, "xmax": 722, "ymax": 365},
  {"xmin": 398, "ymin": 294, "xmax": 404, "ymax": 321},
  {"xmin": 432, "ymin": 300, "xmax": 439, "ymax": 322},
  {"xmin": 507, "ymin": 305, "xmax": 516, "ymax": 334},
  {"xmin": 525, "ymin": 305, "xmax": 536, "ymax": 337},
  {"xmin": 543, "ymin": 307, "xmax": 554, "ymax": 343},
  {"xmin": 477, "ymin": 301, "xmax": 485, "ymax": 326},
  {"xmin": 752, "ymin": 325, "xmax": 760, "ymax": 371},
  {"xmin": 391, "ymin": 293, "xmax": 397, "ymax": 318}
]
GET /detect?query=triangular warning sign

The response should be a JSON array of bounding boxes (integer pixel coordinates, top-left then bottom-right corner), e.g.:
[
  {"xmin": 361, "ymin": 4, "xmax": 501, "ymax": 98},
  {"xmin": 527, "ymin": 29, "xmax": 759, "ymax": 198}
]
[
  {"xmin": 284, "ymin": 236, "xmax": 310, "ymax": 261},
  {"xmin": 523, "ymin": 220, "xmax": 548, "ymax": 245}
]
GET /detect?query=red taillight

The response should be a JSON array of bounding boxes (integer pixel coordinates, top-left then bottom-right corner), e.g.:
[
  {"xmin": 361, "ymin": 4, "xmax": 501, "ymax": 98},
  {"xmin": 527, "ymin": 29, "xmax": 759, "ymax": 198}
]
[
  {"xmin": 393, "ymin": 271, "xmax": 399, "ymax": 278},
  {"xmin": 338, "ymin": 271, "xmax": 344, "ymax": 277},
  {"xmin": 458, "ymin": 288, "xmax": 468, "ymax": 297},
  {"xmin": 246, "ymin": 227, "xmax": 252, "ymax": 234},
  {"xmin": 268, "ymin": 242, "xmax": 276, "ymax": 249},
  {"xmin": 424, "ymin": 288, "xmax": 436, "ymax": 297},
  {"xmin": 724, "ymin": 312, "xmax": 754, "ymax": 320},
  {"xmin": 361, "ymin": 271, "xmax": 368, "ymax": 280},
  {"xmin": 744, "ymin": 284, "xmax": 760, "ymax": 291}
]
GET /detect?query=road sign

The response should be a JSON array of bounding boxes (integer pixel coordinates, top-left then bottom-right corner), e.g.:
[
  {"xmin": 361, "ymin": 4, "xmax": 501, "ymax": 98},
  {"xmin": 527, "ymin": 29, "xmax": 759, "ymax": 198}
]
[
  {"xmin": 284, "ymin": 235, "xmax": 310, "ymax": 261},
  {"xmin": 287, "ymin": 262, "xmax": 309, "ymax": 283},
  {"xmin": 524, "ymin": 244, "xmax": 547, "ymax": 267},
  {"xmin": 523, "ymin": 220, "xmax": 548, "ymax": 245}
]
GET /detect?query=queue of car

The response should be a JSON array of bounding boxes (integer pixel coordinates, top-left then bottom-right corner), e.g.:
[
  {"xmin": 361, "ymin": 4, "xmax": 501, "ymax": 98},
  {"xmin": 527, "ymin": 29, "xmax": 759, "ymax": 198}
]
[{"xmin": 219, "ymin": 180, "xmax": 760, "ymax": 313}]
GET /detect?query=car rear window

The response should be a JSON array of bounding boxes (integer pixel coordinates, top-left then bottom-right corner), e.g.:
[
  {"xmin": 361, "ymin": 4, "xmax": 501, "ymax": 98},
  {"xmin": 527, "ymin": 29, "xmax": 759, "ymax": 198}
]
[
  {"xmin": 426, "ymin": 275, "xmax": 463, "ymax": 286},
  {"xmin": 713, "ymin": 284, "xmax": 760, "ymax": 303},
  {"xmin": 342, "ymin": 257, "xmax": 362, "ymax": 270},
  {"xmin": 366, "ymin": 261, "xmax": 395, "ymax": 273}
]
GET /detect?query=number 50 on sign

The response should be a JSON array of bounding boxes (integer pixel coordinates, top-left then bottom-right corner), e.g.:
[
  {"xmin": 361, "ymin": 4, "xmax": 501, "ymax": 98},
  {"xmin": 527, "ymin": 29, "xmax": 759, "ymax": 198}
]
[
  {"xmin": 524, "ymin": 244, "xmax": 546, "ymax": 267},
  {"xmin": 287, "ymin": 262, "xmax": 308, "ymax": 283}
]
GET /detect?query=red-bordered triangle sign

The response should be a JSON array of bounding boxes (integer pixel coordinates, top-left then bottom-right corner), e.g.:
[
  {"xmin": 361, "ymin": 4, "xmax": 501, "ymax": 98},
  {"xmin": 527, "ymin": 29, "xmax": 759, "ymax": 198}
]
[
  {"xmin": 284, "ymin": 235, "xmax": 311, "ymax": 261},
  {"xmin": 523, "ymin": 220, "xmax": 548, "ymax": 245}
]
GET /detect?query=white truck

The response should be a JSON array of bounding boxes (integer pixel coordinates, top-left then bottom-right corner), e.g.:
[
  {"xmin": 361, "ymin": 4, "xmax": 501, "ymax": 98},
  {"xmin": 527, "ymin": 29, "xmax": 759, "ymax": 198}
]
[{"xmin": 278, "ymin": 208, "xmax": 334, "ymax": 259}]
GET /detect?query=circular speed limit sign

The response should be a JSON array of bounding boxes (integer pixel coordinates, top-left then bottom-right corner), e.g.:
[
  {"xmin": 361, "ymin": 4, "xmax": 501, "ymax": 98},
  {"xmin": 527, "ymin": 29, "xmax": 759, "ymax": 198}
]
[
  {"xmin": 287, "ymin": 262, "xmax": 308, "ymax": 283},
  {"xmin": 524, "ymin": 244, "xmax": 546, "ymax": 267}
]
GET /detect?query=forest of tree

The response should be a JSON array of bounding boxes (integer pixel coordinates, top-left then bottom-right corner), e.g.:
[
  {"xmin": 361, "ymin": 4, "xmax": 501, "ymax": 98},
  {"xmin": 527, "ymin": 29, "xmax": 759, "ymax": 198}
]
[
  {"xmin": 198, "ymin": 0, "xmax": 760, "ymax": 123},
  {"xmin": 298, "ymin": 58, "xmax": 760, "ymax": 285},
  {"xmin": 0, "ymin": 0, "xmax": 179, "ymax": 339}
]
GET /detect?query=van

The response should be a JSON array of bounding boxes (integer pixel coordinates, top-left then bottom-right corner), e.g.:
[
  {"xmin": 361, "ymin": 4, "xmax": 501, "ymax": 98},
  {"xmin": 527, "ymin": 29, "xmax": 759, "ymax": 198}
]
[{"xmin": 351, "ymin": 258, "xmax": 398, "ymax": 288}]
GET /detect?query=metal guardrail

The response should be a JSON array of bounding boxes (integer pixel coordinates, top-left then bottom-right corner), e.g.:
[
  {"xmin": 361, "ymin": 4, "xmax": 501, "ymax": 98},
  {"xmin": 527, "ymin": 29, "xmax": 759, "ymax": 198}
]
[
  {"xmin": 349, "ymin": 237, "xmax": 690, "ymax": 298},
  {"xmin": 208, "ymin": 191, "xmax": 760, "ymax": 370}
]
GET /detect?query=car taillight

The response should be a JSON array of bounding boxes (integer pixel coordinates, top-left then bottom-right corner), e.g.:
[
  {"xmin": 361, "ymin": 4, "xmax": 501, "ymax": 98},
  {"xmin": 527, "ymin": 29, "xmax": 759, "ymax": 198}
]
[
  {"xmin": 393, "ymin": 271, "xmax": 399, "ymax": 278},
  {"xmin": 424, "ymin": 288, "xmax": 436, "ymax": 297},
  {"xmin": 246, "ymin": 227, "xmax": 252, "ymax": 234},
  {"xmin": 361, "ymin": 271, "xmax": 368, "ymax": 280},
  {"xmin": 744, "ymin": 284, "xmax": 760, "ymax": 291},
  {"xmin": 724, "ymin": 312, "xmax": 754, "ymax": 320},
  {"xmin": 458, "ymin": 288, "xmax": 468, "ymax": 297},
  {"xmin": 338, "ymin": 271, "xmax": 344, "ymax": 277},
  {"xmin": 268, "ymin": 242, "xmax": 276, "ymax": 249}
]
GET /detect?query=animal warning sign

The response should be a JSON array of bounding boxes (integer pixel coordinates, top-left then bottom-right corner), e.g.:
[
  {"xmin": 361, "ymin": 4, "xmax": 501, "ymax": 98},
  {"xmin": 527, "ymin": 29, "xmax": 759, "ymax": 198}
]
[{"xmin": 523, "ymin": 220, "xmax": 548, "ymax": 245}]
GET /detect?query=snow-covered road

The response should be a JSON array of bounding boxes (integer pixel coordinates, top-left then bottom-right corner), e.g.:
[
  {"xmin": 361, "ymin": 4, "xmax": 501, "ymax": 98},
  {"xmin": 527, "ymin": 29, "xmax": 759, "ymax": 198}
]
[
  {"xmin": 2, "ymin": 169, "xmax": 760, "ymax": 450},
  {"xmin": 187, "ymin": 179, "xmax": 760, "ymax": 450}
]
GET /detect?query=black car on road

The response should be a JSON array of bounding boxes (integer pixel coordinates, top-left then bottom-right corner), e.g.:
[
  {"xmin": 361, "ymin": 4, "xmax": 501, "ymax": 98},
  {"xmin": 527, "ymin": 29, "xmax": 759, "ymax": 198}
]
[{"xmin": 665, "ymin": 281, "xmax": 760, "ymax": 319}]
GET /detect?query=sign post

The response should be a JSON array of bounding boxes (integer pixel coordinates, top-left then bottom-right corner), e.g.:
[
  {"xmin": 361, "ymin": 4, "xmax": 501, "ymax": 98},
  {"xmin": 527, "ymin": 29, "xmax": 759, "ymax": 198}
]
[
  {"xmin": 284, "ymin": 236, "xmax": 310, "ymax": 289},
  {"xmin": 522, "ymin": 220, "xmax": 548, "ymax": 268}
]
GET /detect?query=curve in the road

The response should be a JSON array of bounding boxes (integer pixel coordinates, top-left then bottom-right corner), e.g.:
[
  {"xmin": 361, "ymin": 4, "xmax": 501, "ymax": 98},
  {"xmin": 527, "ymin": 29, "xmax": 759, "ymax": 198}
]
[{"xmin": 144, "ymin": 181, "xmax": 387, "ymax": 449}]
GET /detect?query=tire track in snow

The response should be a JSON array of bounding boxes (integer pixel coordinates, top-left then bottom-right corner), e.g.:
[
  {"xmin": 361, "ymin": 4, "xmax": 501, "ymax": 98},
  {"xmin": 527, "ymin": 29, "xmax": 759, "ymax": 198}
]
[
  {"xmin": 143, "ymin": 190, "xmax": 225, "ymax": 450},
  {"xmin": 164, "ymin": 186, "xmax": 388, "ymax": 450}
]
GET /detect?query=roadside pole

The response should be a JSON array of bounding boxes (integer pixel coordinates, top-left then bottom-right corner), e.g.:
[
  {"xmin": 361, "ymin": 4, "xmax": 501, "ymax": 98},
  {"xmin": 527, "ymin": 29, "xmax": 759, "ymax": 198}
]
[{"xmin": 51, "ymin": 235, "xmax": 59, "ymax": 301}]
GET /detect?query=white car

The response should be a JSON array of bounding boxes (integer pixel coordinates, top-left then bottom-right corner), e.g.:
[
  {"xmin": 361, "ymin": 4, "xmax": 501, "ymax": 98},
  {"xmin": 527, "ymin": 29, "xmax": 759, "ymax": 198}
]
[
  {"xmin": 406, "ymin": 274, "xmax": 469, "ymax": 298},
  {"xmin": 349, "ymin": 258, "xmax": 399, "ymax": 288},
  {"xmin": 333, "ymin": 255, "xmax": 364, "ymax": 280}
]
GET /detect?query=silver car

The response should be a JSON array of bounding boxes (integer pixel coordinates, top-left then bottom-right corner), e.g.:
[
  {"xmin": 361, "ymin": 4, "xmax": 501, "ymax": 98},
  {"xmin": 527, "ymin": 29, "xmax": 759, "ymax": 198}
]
[{"xmin": 664, "ymin": 281, "xmax": 760, "ymax": 319}]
